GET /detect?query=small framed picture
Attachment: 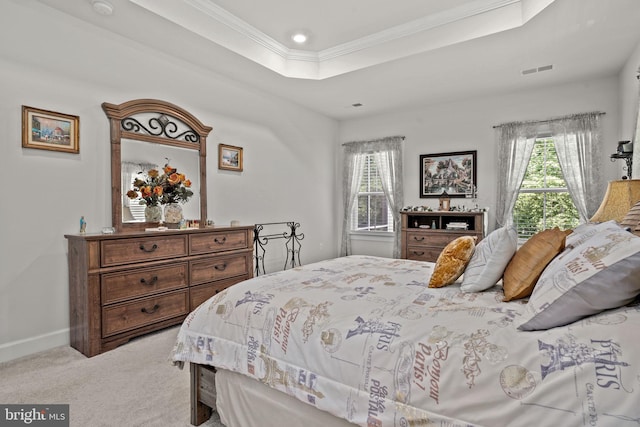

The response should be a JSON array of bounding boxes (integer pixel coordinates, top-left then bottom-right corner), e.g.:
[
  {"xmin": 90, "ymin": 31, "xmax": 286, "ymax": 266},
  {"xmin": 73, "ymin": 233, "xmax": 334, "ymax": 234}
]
[
  {"xmin": 218, "ymin": 143, "xmax": 243, "ymax": 171},
  {"xmin": 22, "ymin": 106, "xmax": 79, "ymax": 154}
]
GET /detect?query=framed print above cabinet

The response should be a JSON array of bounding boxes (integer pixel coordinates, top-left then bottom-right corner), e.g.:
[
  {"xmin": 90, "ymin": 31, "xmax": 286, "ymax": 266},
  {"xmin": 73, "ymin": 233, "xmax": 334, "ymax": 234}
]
[
  {"xmin": 22, "ymin": 106, "xmax": 79, "ymax": 154},
  {"xmin": 218, "ymin": 143, "xmax": 243, "ymax": 171},
  {"xmin": 420, "ymin": 150, "xmax": 476, "ymax": 198}
]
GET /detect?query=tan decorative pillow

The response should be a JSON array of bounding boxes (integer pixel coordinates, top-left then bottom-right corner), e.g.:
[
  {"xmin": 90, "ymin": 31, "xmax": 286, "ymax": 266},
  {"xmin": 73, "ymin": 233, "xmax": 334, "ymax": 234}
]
[
  {"xmin": 502, "ymin": 227, "xmax": 568, "ymax": 301},
  {"xmin": 428, "ymin": 236, "xmax": 477, "ymax": 288}
]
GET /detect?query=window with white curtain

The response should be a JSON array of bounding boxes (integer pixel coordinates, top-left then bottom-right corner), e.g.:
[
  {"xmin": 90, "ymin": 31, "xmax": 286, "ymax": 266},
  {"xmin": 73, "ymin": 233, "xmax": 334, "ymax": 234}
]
[
  {"xmin": 495, "ymin": 112, "xmax": 604, "ymax": 233},
  {"xmin": 513, "ymin": 138, "xmax": 580, "ymax": 239},
  {"xmin": 341, "ymin": 136, "xmax": 403, "ymax": 257},
  {"xmin": 351, "ymin": 154, "xmax": 394, "ymax": 232}
]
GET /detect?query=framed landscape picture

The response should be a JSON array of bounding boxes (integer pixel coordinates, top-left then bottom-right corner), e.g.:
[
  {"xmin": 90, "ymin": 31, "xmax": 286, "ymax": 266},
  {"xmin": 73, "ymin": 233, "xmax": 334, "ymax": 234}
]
[
  {"xmin": 419, "ymin": 150, "xmax": 477, "ymax": 198},
  {"xmin": 22, "ymin": 106, "xmax": 79, "ymax": 153},
  {"xmin": 218, "ymin": 143, "xmax": 243, "ymax": 171}
]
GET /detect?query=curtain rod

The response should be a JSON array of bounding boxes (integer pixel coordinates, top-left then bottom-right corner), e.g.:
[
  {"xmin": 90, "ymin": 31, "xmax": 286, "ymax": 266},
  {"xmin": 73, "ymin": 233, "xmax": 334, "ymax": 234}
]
[
  {"xmin": 492, "ymin": 111, "xmax": 605, "ymax": 129},
  {"xmin": 342, "ymin": 135, "xmax": 405, "ymax": 146}
]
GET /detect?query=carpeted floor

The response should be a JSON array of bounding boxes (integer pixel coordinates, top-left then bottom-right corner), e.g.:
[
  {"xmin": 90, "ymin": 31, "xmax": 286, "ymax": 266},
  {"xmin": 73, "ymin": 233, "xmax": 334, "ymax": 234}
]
[{"xmin": 0, "ymin": 326, "xmax": 223, "ymax": 427}]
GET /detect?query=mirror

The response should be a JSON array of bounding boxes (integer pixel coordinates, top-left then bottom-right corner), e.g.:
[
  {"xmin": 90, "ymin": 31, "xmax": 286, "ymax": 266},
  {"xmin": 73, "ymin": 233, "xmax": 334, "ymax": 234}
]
[
  {"xmin": 121, "ymin": 139, "xmax": 200, "ymax": 223},
  {"xmin": 103, "ymin": 99, "xmax": 212, "ymax": 232}
]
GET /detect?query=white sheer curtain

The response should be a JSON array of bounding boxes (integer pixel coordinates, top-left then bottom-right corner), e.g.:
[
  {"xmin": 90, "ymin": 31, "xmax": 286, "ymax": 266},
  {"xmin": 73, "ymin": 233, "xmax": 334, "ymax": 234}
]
[
  {"xmin": 495, "ymin": 112, "xmax": 605, "ymax": 227},
  {"xmin": 551, "ymin": 113, "xmax": 604, "ymax": 222},
  {"xmin": 341, "ymin": 136, "xmax": 404, "ymax": 258},
  {"xmin": 495, "ymin": 123, "xmax": 536, "ymax": 227}
]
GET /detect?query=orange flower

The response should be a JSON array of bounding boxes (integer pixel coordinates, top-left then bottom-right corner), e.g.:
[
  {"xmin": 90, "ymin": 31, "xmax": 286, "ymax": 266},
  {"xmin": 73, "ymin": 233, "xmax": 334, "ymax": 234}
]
[
  {"xmin": 129, "ymin": 163, "xmax": 192, "ymax": 206},
  {"xmin": 168, "ymin": 173, "xmax": 180, "ymax": 185}
]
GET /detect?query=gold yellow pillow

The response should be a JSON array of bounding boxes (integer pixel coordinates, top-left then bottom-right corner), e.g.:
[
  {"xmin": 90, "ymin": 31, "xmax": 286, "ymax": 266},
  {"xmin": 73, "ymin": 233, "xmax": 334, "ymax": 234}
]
[
  {"xmin": 428, "ymin": 236, "xmax": 477, "ymax": 288},
  {"xmin": 502, "ymin": 227, "xmax": 568, "ymax": 301}
]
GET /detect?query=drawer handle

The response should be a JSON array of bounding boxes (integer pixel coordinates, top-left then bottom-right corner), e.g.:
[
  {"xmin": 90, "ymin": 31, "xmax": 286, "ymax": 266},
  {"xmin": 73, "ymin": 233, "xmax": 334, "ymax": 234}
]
[
  {"xmin": 214, "ymin": 263, "xmax": 228, "ymax": 271},
  {"xmin": 139, "ymin": 243, "xmax": 158, "ymax": 253},
  {"xmin": 140, "ymin": 276, "xmax": 158, "ymax": 286},
  {"xmin": 413, "ymin": 251, "xmax": 425, "ymax": 256},
  {"xmin": 214, "ymin": 237, "xmax": 227, "ymax": 245},
  {"xmin": 141, "ymin": 304, "xmax": 160, "ymax": 314},
  {"xmin": 413, "ymin": 236, "xmax": 425, "ymax": 242}
]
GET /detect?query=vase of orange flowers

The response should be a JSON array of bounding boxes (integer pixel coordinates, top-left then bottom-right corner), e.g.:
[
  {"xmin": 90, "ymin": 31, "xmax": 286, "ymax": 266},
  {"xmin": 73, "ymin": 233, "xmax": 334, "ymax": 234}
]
[
  {"xmin": 127, "ymin": 161, "xmax": 193, "ymax": 226},
  {"xmin": 163, "ymin": 203, "xmax": 183, "ymax": 228},
  {"xmin": 144, "ymin": 205, "xmax": 162, "ymax": 222}
]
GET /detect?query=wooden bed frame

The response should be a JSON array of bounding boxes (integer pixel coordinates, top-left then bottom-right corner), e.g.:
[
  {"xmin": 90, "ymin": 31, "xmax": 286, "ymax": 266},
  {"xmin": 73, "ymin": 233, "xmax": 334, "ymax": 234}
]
[{"xmin": 190, "ymin": 363, "xmax": 217, "ymax": 425}]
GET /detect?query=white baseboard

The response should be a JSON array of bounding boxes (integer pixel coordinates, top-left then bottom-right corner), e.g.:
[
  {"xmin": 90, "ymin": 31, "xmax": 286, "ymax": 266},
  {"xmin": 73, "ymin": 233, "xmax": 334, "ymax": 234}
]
[{"xmin": 0, "ymin": 328, "xmax": 70, "ymax": 364}]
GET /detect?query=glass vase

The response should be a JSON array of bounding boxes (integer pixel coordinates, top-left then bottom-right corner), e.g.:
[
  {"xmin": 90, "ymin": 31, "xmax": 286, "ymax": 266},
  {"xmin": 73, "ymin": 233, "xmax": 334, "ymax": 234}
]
[
  {"xmin": 164, "ymin": 203, "xmax": 183, "ymax": 228},
  {"xmin": 144, "ymin": 205, "xmax": 162, "ymax": 222}
]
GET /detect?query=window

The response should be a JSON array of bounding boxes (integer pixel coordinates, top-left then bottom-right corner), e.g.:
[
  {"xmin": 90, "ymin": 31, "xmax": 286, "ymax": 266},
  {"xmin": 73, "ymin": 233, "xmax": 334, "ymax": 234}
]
[
  {"xmin": 513, "ymin": 138, "xmax": 580, "ymax": 239},
  {"xmin": 123, "ymin": 170, "xmax": 146, "ymax": 222},
  {"xmin": 351, "ymin": 154, "xmax": 394, "ymax": 232}
]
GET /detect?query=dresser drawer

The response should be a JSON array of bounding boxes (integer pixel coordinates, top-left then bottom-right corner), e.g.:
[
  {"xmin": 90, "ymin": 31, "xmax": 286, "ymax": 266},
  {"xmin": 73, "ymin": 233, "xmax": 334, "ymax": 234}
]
[
  {"xmin": 190, "ymin": 275, "xmax": 249, "ymax": 309},
  {"xmin": 406, "ymin": 231, "xmax": 464, "ymax": 247},
  {"xmin": 406, "ymin": 246, "xmax": 443, "ymax": 262},
  {"xmin": 102, "ymin": 290, "xmax": 188, "ymax": 337},
  {"xmin": 190, "ymin": 253, "xmax": 251, "ymax": 286},
  {"xmin": 190, "ymin": 230, "xmax": 249, "ymax": 255},
  {"xmin": 409, "ymin": 231, "xmax": 482, "ymax": 247},
  {"xmin": 101, "ymin": 262, "xmax": 188, "ymax": 305},
  {"xmin": 101, "ymin": 235, "xmax": 188, "ymax": 267}
]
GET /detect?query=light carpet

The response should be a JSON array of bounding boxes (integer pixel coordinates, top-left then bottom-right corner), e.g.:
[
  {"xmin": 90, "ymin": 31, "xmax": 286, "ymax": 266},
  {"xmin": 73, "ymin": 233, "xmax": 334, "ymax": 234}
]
[{"xmin": 0, "ymin": 326, "xmax": 223, "ymax": 427}]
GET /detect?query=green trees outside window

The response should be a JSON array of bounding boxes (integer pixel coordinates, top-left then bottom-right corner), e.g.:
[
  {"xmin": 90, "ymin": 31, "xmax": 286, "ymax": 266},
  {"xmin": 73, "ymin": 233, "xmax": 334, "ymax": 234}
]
[{"xmin": 513, "ymin": 139, "xmax": 580, "ymax": 239}]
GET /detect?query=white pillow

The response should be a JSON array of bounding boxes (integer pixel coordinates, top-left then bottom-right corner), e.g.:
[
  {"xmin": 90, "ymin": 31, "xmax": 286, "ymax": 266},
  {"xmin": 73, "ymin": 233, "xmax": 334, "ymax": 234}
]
[
  {"xmin": 564, "ymin": 220, "xmax": 614, "ymax": 248},
  {"xmin": 461, "ymin": 226, "xmax": 517, "ymax": 292},
  {"xmin": 518, "ymin": 222, "xmax": 640, "ymax": 331}
]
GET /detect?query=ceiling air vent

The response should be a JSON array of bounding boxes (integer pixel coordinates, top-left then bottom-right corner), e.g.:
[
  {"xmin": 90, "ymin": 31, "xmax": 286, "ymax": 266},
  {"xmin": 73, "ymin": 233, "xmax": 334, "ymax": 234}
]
[{"xmin": 521, "ymin": 64, "xmax": 553, "ymax": 76}]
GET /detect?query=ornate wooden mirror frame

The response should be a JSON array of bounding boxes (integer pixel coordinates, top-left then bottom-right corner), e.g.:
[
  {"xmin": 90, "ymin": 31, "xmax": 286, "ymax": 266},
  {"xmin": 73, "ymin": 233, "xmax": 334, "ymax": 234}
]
[{"xmin": 102, "ymin": 99, "xmax": 212, "ymax": 232}]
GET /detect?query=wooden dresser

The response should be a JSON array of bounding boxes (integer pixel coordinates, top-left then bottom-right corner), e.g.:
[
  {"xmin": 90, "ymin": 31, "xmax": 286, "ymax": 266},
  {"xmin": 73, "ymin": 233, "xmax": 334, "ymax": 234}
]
[
  {"xmin": 401, "ymin": 211, "xmax": 486, "ymax": 262},
  {"xmin": 65, "ymin": 226, "xmax": 253, "ymax": 357}
]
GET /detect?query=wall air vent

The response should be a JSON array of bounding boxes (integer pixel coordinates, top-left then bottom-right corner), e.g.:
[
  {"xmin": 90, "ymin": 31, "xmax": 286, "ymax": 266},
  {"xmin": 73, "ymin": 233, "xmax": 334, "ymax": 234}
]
[{"xmin": 521, "ymin": 64, "xmax": 553, "ymax": 76}]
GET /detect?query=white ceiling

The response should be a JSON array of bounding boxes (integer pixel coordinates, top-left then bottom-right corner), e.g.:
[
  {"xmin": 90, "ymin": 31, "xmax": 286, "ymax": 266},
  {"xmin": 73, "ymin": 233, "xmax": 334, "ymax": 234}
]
[{"xmin": 35, "ymin": 0, "xmax": 640, "ymax": 120}]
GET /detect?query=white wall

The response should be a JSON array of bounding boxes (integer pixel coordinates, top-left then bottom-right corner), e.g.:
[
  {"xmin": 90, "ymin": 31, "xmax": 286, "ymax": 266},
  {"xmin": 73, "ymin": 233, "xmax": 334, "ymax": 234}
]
[
  {"xmin": 620, "ymin": 41, "xmax": 640, "ymax": 178},
  {"xmin": 338, "ymin": 77, "xmax": 623, "ymax": 258},
  {"xmin": 0, "ymin": 1, "xmax": 338, "ymax": 362}
]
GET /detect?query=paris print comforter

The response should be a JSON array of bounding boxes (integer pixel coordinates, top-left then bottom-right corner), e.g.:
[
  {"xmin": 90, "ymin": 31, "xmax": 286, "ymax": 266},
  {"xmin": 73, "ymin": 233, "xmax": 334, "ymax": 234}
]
[{"xmin": 172, "ymin": 255, "xmax": 640, "ymax": 427}]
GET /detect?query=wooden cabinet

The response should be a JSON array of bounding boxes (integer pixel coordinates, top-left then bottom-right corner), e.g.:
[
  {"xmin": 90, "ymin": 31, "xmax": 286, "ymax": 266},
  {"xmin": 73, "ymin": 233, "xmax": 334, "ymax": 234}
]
[
  {"xmin": 401, "ymin": 211, "xmax": 486, "ymax": 262},
  {"xmin": 65, "ymin": 226, "xmax": 253, "ymax": 357}
]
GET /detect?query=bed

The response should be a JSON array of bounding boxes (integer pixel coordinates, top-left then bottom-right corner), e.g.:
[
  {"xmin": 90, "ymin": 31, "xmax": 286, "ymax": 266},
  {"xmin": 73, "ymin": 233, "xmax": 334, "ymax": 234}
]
[{"xmin": 172, "ymin": 221, "xmax": 640, "ymax": 427}]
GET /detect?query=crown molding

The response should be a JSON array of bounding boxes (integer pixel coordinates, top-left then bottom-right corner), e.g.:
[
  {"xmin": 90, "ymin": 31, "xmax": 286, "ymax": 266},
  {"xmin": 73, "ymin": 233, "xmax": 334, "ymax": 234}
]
[
  {"xmin": 130, "ymin": 0, "xmax": 554, "ymax": 79},
  {"xmin": 318, "ymin": 0, "xmax": 521, "ymax": 61}
]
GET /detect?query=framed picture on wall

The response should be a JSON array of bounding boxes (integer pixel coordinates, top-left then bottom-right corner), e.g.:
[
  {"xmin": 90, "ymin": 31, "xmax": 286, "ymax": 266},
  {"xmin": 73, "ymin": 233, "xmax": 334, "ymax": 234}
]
[
  {"xmin": 419, "ymin": 150, "xmax": 477, "ymax": 198},
  {"xmin": 218, "ymin": 143, "xmax": 243, "ymax": 171},
  {"xmin": 22, "ymin": 106, "xmax": 79, "ymax": 154}
]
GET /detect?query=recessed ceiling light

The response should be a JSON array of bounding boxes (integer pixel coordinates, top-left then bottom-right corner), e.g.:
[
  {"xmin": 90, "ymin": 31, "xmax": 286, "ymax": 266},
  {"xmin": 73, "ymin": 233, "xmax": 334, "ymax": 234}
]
[
  {"xmin": 291, "ymin": 33, "xmax": 307, "ymax": 44},
  {"xmin": 91, "ymin": 0, "xmax": 114, "ymax": 16}
]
